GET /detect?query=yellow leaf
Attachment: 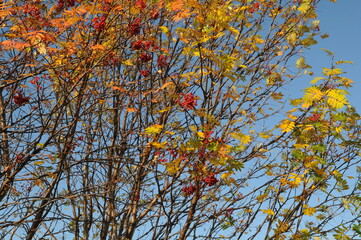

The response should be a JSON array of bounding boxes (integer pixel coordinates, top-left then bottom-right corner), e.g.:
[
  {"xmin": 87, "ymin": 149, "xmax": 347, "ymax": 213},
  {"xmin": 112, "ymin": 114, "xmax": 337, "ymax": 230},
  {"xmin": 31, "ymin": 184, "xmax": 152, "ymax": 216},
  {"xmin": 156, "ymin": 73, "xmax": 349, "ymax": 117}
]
[
  {"xmin": 342, "ymin": 198, "xmax": 350, "ymax": 210},
  {"xmin": 286, "ymin": 32, "xmax": 297, "ymax": 44},
  {"xmin": 259, "ymin": 132, "xmax": 271, "ymax": 139},
  {"xmin": 279, "ymin": 119, "xmax": 295, "ymax": 133},
  {"xmin": 261, "ymin": 209, "xmax": 275, "ymax": 216},
  {"xmin": 321, "ymin": 33, "xmax": 329, "ymax": 39},
  {"xmin": 257, "ymin": 193, "xmax": 269, "ymax": 202},
  {"xmin": 144, "ymin": 125, "xmax": 163, "ymax": 135},
  {"xmin": 335, "ymin": 60, "xmax": 353, "ymax": 65},
  {"xmin": 303, "ymin": 205, "xmax": 316, "ymax": 216},
  {"xmin": 301, "ymin": 86, "xmax": 323, "ymax": 108},
  {"xmin": 165, "ymin": 158, "xmax": 181, "ymax": 174},
  {"xmin": 296, "ymin": 56, "xmax": 308, "ymax": 69},
  {"xmin": 326, "ymin": 89, "xmax": 348, "ymax": 109},
  {"xmin": 197, "ymin": 132, "xmax": 205, "ymax": 139},
  {"xmin": 288, "ymin": 173, "xmax": 302, "ymax": 188},
  {"xmin": 304, "ymin": 86, "xmax": 323, "ymax": 101},
  {"xmin": 335, "ymin": 126, "xmax": 343, "ymax": 133},
  {"xmin": 37, "ymin": 42, "xmax": 47, "ymax": 55},
  {"xmin": 298, "ymin": 0, "xmax": 311, "ymax": 13},
  {"xmin": 290, "ymin": 98, "xmax": 302, "ymax": 107},
  {"xmin": 189, "ymin": 125, "xmax": 197, "ymax": 132},
  {"xmin": 228, "ymin": 26, "xmax": 239, "ymax": 36},
  {"xmin": 253, "ymin": 36, "xmax": 265, "ymax": 44},
  {"xmin": 294, "ymin": 143, "xmax": 309, "ymax": 149},
  {"xmin": 221, "ymin": 172, "xmax": 233, "ymax": 179},
  {"xmin": 230, "ymin": 132, "xmax": 251, "ymax": 145},
  {"xmin": 36, "ymin": 143, "xmax": 44, "ymax": 149},
  {"xmin": 321, "ymin": 48, "xmax": 334, "ymax": 56},
  {"xmin": 322, "ymin": 68, "xmax": 342, "ymax": 76},
  {"xmin": 150, "ymin": 141, "xmax": 167, "ymax": 149},
  {"xmin": 159, "ymin": 82, "xmax": 174, "ymax": 91},
  {"xmin": 34, "ymin": 160, "xmax": 44, "ymax": 165},
  {"xmin": 288, "ymin": 114, "xmax": 297, "ymax": 120},
  {"xmin": 123, "ymin": 59, "xmax": 133, "ymax": 66},
  {"xmin": 310, "ymin": 77, "xmax": 324, "ymax": 84},
  {"xmin": 159, "ymin": 26, "xmax": 169, "ymax": 34}
]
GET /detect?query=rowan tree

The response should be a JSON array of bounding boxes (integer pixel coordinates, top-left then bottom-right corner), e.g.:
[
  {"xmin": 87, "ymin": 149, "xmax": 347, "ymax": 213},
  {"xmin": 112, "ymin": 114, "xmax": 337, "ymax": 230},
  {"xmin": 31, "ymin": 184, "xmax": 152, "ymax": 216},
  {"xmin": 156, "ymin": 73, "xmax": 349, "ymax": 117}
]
[{"xmin": 0, "ymin": 0, "xmax": 360, "ymax": 239}]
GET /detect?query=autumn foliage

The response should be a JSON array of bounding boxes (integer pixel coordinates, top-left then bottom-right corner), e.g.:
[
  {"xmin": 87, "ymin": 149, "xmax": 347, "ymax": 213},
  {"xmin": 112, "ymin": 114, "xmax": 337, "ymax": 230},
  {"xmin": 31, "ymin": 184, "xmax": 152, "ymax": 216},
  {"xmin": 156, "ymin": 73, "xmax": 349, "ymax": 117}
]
[{"xmin": 0, "ymin": 0, "xmax": 360, "ymax": 239}]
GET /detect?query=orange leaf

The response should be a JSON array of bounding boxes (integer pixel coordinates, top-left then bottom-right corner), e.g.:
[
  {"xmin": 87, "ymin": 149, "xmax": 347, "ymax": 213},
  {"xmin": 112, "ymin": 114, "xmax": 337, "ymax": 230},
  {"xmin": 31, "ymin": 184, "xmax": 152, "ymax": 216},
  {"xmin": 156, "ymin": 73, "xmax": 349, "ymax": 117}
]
[
  {"xmin": 126, "ymin": 108, "xmax": 138, "ymax": 112},
  {"xmin": 112, "ymin": 86, "xmax": 126, "ymax": 92}
]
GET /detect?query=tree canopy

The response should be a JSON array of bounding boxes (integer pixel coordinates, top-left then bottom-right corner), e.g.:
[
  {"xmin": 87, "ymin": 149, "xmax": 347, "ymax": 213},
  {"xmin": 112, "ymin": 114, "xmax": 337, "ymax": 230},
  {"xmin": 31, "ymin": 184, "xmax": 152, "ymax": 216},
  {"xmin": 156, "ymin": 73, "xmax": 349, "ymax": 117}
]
[{"xmin": 0, "ymin": 0, "xmax": 360, "ymax": 239}]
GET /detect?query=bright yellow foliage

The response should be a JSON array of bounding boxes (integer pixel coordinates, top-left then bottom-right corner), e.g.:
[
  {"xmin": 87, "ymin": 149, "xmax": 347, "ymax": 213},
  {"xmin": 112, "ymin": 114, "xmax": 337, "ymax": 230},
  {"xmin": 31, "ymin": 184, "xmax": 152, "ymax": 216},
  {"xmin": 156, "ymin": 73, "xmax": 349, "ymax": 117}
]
[
  {"xmin": 326, "ymin": 89, "xmax": 348, "ymax": 109},
  {"xmin": 303, "ymin": 205, "xmax": 316, "ymax": 216},
  {"xmin": 322, "ymin": 68, "xmax": 343, "ymax": 76},
  {"xmin": 301, "ymin": 86, "xmax": 323, "ymax": 108},
  {"xmin": 279, "ymin": 119, "xmax": 295, "ymax": 133},
  {"xmin": 145, "ymin": 125, "xmax": 163, "ymax": 135},
  {"xmin": 261, "ymin": 209, "xmax": 275, "ymax": 216}
]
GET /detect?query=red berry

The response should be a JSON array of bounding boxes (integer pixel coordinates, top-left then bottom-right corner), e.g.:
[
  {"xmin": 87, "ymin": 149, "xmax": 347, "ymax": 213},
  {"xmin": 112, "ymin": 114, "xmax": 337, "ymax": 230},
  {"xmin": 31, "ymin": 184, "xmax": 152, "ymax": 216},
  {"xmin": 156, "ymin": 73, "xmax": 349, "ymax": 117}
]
[
  {"xmin": 203, "ymin": 173, "xmax": 218, "ymax": 186},
  {"xmin": 140, "ymin": 70, "xmax": 150, "ymax": 77},
  {"xmin": 157, "ymin": 55, "xmax": 168, "ymax": 68},
  {"xmin": 139, "ymin": 53, "xmax": 152, "ymax": 62},
  {"xmin": 309, "ymin": 113, "xmax": 321, "ymax": 122},
  {"xmin": 128, "ymin": 18, "xmax": 141, "ymax": 36},
  {"xmin": 176, "ymin": 93, "xmax": 198, "ymax": 110},
  {"xmin": 93, "ymin": 16, "xmax": 107, "ymax": 31},
  {"xmin": 131, "ymin": 40, "xmax": 144, "ymax": 50},
  {"xmin": 181, "ymin": 185, "xmax": 197, "ymax": 196},
  {"xmin": 135, "ymin": 0, "xmax": 147, "ymax": 10},
  {"xmin": 13, "ymin": 92, "xmax": 30, "ymax": 106}
]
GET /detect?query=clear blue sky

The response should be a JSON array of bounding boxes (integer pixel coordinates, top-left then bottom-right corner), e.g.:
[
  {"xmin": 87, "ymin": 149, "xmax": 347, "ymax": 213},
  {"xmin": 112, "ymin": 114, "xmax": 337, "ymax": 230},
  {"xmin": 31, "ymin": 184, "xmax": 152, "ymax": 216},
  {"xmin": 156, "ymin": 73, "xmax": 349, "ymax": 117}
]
[{"xmin": 308, "ymin": 0, "xmax": 361, "ymax": 108}]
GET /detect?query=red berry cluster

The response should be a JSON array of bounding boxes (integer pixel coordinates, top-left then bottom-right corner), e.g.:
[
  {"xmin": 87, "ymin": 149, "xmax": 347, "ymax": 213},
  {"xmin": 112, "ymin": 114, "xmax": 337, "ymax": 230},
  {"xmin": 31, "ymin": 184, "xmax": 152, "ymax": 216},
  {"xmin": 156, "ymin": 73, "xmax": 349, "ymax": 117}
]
[
  {"xmin": 23, "ymin": 3, "xmax": 41, "ymax": 17},
  {"xmin": 128, "ymin": 18, "xmax": 141, "ymax": 36},
  {"xmin": 13, "ymin": 92, "xmax": 30, "ymax": 106},
  {"xmin": 202, "ymin": 130, "xmax": 214, "ymax": 144},
  {"xmin": 309, "ymin": 113, "xmax": 321, "ymax": 122},
  {"xmin": 181, "ymin": 185, "xmax": 197, "ymax": 196},
  {"xmin": 203, "ymin": 173, "xmax": 218, "ymax": 186},
  {"xmin": 151, "ymin": 10, "xmax": 159, "ymax": 20},
  {"xmin": 248, "ymin": 2, "xmax": 260, "ymax": 13},
  {"xmin": 131, "ymin": 40, "xmax": 153, "ymax": 50},
  {"xmin": 131, "ymin": 40, "xmax": 144, "ymax": 50},
  {"xmin": 135, "ymin": 0, "xmax": 147, "ymax": 10},
  {"xmin": 158, "ymin": 158, "xmax": 167, "ymax": 163},
  {"xmin": 157, "ymin": 55, "xmax": 168, "ymax": 68},
  {"xmin": 57, "ymin": 0, "xmax": 76, "ymax": 10},
  {"xmin": 168, "ymin": 149, "xmax": 178, "ymax": 158},
  {"xmin": 30, "ymin": 76, "xmax": 40, "ymax": 85},
  {"xmin": 138, "ymin": 52, "xmax": 152, "ymax": 62},
  {"xmin": 103, "ymin": 52, "xmax": 119, "ymax": 67},
  {"xmin": 15, "ymin": 154, "xmax": 24, "ymax": 166},
  {"xmin": 177, "ymin": 93, "xmax": 198, "ymax": 110},
  {"xmin": 93, "ymin": 16, "xmax": 107, "ymax": 32},
  {"xmin": 30, "ymin": 76, "xmax": 43, "ymax": 89},
  {"xmin": 102, "ymin": 0, "xmax": 112, "ymax": 11},
  {"xmin": 140, "ymin": 70, "xmax": 150, "ymax": 77},
  {"xmin": 154, "ymin": 151, "xmax": 167, "ymax": 163}
]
